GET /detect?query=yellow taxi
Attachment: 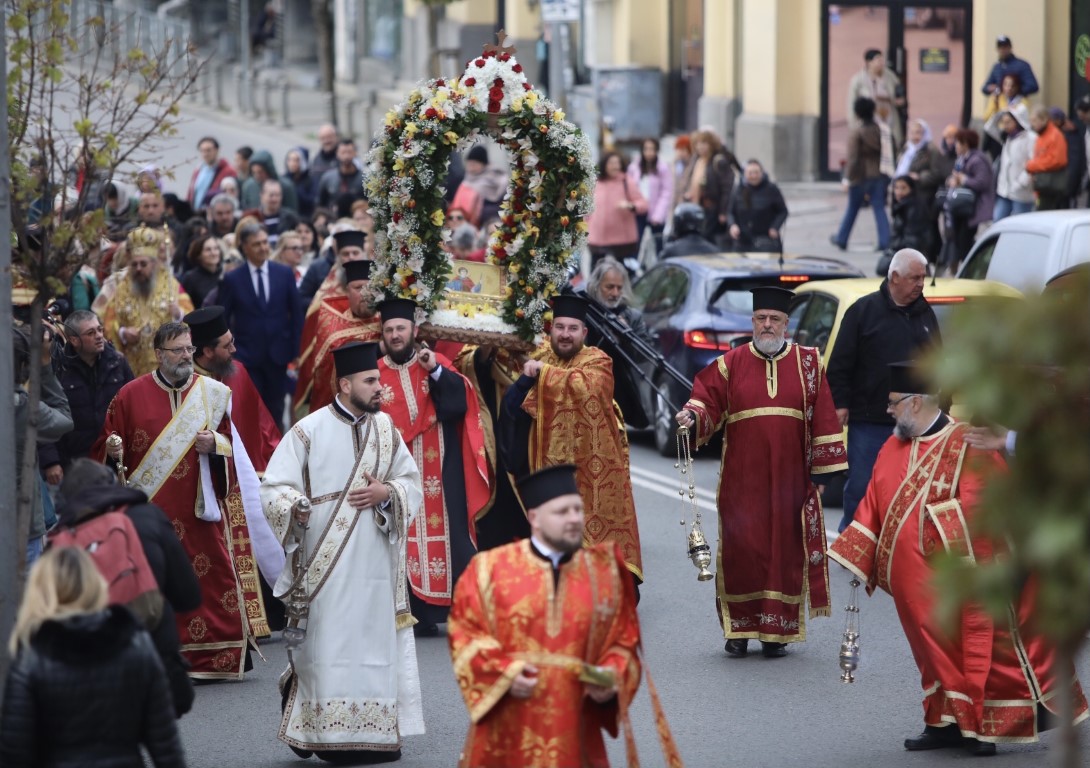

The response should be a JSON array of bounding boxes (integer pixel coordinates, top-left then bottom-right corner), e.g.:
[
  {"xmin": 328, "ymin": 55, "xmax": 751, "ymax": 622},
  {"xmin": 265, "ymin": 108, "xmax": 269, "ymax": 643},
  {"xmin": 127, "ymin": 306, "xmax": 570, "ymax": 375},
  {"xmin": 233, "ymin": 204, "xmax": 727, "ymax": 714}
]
[{"xmin": 787, "ymin": 277, "xmax": 1023, "ymax": 367}]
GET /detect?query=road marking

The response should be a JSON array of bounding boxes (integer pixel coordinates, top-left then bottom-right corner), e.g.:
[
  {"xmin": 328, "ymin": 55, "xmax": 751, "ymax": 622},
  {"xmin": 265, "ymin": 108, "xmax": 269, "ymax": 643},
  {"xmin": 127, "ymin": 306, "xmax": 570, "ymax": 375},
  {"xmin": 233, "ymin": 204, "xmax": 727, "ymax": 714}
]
[
  {"xmin": 629, "ymin": 464, "xmax": 718, "ymax": 502},
  {"xmin": 629, "ymin": 465, "xmax": 842, "ymax": 541}
]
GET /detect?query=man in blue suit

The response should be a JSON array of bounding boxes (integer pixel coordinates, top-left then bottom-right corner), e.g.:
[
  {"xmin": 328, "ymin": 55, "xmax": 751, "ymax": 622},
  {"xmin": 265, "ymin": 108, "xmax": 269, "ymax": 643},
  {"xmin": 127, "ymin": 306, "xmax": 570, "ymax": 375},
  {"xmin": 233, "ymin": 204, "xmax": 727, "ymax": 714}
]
[{"xmin": 217, "ymin": 219, "xmax": 303, "ymax": 428}]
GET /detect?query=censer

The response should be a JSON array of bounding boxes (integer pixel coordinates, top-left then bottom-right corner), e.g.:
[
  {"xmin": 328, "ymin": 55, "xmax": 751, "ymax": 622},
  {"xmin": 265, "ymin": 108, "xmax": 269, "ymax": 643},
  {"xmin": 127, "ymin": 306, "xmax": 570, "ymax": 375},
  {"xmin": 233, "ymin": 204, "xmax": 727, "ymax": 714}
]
[
  {"xmin": 838, "ymin": 577, "xmax": 862, "ymax": 683},
  {"xmin": 282, "ymin": 497, "xmax": 312, "ymax": 651},
  {"xmin": 104, "ymin": 433, "xmax": 128, "ymax": 486},
  {"xmin": 675, "ymin": 425, "xmax": 714, "ymax": 582}
]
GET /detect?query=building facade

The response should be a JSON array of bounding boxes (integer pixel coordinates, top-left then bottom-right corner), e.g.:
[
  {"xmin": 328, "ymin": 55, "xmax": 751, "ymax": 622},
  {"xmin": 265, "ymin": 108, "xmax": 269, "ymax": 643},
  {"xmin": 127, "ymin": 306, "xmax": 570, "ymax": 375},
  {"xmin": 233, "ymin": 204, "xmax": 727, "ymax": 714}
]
[{"xmin": 320, "ymin": 0, "xmax": 1086, "ymax": 180}]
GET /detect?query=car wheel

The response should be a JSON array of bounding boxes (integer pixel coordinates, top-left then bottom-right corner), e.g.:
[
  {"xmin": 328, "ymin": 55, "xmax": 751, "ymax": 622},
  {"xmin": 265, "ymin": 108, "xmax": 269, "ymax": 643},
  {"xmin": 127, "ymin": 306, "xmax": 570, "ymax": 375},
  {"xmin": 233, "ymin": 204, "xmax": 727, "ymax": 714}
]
[{"xmin": 653, "ymin": 384, "xmax": 676, "ymax": 457}]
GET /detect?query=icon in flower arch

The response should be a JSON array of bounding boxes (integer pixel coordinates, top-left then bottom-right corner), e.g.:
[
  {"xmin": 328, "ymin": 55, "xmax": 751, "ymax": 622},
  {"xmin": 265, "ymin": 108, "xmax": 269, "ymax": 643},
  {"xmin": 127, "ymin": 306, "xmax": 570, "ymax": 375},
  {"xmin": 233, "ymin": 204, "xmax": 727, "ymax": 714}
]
[{"xmin": 365, "ymin": 32, "xmax": 596, "ymax": 344}]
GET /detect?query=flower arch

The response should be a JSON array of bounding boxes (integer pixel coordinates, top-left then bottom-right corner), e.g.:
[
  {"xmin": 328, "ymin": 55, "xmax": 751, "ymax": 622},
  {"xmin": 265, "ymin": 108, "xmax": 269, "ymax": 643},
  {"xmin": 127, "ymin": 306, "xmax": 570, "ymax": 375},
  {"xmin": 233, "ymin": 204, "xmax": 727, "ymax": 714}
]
[{"xmin": 365, "ymin": 42, "xmax": 595, "ymax": 342}]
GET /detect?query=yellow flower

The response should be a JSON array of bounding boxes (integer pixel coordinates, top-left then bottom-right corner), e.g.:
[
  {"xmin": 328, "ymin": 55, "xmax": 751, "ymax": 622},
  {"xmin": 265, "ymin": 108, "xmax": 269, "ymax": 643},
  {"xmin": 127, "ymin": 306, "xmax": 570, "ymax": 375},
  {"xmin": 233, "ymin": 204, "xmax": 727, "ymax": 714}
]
[
  {"xmin": 543, "ymin": 310, "xmax": 554, "ymax": 322},
  {"xmin": 384, "ymin": 111, "xmax": 400, "ymax": 127},
  {"xmin": 511, "ymin": 97, "xmax": 524, "ymax": 112},
  {"xmin": 509, "ymin": 263, "xmax": 520, "ymax": 273},
  {"xmin": 552, "ymin": 109, "xmax": 565, "ymax": 121},
  {"xmin": 404, "ymin": 122, "xmax": 419, "ymax": 136},
  {"xmin": 430, "ymin": 210, "xmax": 445, "ymax": 227},
  {"xmin": 576, "ymin": 221, "xmax": 588, "ymax": 233},
  {"xmin": 443, "ymin": 131, "xmax": 459, "ymax": 145},
  {"xmin": 525, "ymin": 92, "xmax": 538, "ymax": 108},
  {"xmin": 432, "ymin": 91, "xmax": 449, "ymax": 104},
  {"xmin": 392, "ymin": 158, "xmax": 406, "ymax": 172}
]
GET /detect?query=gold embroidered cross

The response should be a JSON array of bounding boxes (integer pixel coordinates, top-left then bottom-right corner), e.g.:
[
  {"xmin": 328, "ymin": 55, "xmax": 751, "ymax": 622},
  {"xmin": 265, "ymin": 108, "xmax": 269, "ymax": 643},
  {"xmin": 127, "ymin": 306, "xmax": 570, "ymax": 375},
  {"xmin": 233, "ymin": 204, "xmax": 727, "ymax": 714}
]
[
  {"xmin": 232, "ymin": 529, "xmax": 249, "ymax": 552},
  {"xmin": 980, "ymin": 711, "xmax": 1002, "ymax": 734},
  {"xmin": 852, "ymin": 541, "xmax": 869, "ymax": 561},
  {"xmin": 933, "ymin": 474, "xmax": 951, "ymax": 496},
  {"xmin": 483, "ymin": 29, "xmax": 517, "ymax": 57}
]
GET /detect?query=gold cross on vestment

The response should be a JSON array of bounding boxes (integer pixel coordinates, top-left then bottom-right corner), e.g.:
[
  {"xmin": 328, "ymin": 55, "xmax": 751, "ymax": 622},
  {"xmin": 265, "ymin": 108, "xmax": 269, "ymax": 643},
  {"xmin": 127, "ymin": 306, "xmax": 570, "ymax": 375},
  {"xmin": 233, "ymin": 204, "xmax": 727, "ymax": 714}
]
[
  {"xmin": 933, "ymin": 474, "xmax": 951, "ymax": 496},
  {"xmin": 232, "ymin": 529, "xmax": 249, "ymax": 552},
  {"xmin": 980, "ymin": 712, "xmax": 1002, "ymax": 734},
  {"xmin": 852, "ymin": 541, "xmax": 869, "ymax": 561}
]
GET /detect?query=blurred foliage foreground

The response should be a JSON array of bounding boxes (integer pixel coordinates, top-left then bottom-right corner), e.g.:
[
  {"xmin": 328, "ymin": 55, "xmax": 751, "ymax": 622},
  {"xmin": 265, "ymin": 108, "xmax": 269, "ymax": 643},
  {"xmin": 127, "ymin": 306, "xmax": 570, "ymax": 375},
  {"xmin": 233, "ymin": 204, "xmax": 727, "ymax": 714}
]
[{"xmin": 930, "ymin": 267, "xmax": 1090, "ymax": 761}]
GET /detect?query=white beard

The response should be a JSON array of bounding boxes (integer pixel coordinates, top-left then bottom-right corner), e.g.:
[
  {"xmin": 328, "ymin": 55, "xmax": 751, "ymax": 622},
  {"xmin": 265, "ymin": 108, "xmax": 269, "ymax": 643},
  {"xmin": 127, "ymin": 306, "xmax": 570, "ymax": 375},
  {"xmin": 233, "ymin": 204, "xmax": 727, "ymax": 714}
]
[{"xmin": 753, "ymin": 333, "xmax": 785, "ymax": 355}]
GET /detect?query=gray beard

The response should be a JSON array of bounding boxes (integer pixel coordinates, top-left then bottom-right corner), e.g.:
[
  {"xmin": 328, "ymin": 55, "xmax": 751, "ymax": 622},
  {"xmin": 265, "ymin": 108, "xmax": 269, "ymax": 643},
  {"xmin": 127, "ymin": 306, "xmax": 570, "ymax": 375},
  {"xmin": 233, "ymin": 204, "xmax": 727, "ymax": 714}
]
[
  {"xmin": 131, "ymin": 276, "xmax": 153, "ymax": 299},
  {"xmin": 753, "ymin": 334, "xmax": 785, "ymax": 355},
  {"xmin": 162, "ymin": 360, "xmax": 193, "ymax": 384},
  {"xmin": 893, "ymin": 416, "xmax": 918, "ymax": 441}
]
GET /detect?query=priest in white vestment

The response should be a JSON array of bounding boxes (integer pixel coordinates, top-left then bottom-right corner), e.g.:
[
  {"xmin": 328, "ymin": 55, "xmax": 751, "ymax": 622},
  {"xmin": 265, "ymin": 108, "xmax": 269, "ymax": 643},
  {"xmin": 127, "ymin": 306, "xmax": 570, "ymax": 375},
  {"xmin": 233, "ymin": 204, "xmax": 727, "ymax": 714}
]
[{"xmin": 261, "ymin": 341, "xmax": 425, "ymax": 763}]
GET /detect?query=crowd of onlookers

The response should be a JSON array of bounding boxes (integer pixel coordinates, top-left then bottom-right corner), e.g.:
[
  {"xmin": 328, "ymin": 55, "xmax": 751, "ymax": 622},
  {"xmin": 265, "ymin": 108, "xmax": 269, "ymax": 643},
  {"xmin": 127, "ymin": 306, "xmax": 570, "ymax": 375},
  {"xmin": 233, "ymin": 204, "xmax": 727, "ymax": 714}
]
[{"xmin": 832, "ymin": 36, "xmax": 1090, "ymax": 276}]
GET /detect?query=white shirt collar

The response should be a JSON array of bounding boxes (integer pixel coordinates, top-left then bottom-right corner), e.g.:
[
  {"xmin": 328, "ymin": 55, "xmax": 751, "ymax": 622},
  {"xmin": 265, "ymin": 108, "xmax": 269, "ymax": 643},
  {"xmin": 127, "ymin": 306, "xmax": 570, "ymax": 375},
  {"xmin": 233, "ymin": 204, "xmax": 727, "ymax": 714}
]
[
  {"xmin": 530, "ymin": 536, "xmax": 564, "ymax": 568},
  {"xmin": 333, "ymin": 394, "xmax": 366, "ymax": 425}
]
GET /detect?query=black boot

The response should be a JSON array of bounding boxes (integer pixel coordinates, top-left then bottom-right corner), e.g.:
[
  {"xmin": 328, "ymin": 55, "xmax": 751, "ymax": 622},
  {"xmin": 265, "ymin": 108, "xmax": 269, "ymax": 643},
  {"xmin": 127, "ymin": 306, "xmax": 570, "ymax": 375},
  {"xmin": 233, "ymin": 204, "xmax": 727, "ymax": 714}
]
[
  {"xmin": 724, "ymin": 638, "xmax": 748, "ymax": 657},
  {"xmin": 904, "ymin": 725, "xmax": 962, "ymax": 751},
  {"xmin": 963, "ymin": 738, "xmax": 996, "ymax": 757},
  {"xmin": 760, "ymin": 642, "xmax": 787, "ymax": 658}
]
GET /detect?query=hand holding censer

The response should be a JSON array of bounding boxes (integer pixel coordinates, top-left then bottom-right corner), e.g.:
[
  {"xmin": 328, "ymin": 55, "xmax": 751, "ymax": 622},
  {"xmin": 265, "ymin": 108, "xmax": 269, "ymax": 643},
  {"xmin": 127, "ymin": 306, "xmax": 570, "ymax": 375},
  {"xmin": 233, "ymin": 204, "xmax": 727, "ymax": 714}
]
[{"xmin": 675, "ymin": 425, "xmax": 714, "ymax": 582}]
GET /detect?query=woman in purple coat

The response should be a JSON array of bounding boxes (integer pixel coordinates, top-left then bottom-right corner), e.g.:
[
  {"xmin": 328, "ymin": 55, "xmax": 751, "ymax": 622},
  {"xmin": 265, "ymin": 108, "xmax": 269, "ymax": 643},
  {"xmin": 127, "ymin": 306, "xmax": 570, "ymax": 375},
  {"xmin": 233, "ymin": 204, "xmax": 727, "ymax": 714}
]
[{"xmin": 941, "ymin": 128, "xmax": 995, "ymax": 275}]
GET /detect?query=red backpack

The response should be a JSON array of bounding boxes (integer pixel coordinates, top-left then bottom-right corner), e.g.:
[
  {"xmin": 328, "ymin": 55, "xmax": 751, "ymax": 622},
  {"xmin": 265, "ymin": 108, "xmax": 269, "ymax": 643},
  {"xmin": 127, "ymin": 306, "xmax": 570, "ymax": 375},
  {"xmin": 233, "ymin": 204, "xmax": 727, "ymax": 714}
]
[{"xmin": 48, "ymin": 509, "xmax": 164, "ymax": 629}]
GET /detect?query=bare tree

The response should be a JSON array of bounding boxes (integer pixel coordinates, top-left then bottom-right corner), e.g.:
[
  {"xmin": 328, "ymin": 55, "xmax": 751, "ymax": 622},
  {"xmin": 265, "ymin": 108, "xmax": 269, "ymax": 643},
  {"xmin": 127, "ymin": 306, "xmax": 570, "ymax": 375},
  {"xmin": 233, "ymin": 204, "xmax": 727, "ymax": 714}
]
[{"xmin": 1, "ymin": 0, "xmax": 201, "ymax": 684}]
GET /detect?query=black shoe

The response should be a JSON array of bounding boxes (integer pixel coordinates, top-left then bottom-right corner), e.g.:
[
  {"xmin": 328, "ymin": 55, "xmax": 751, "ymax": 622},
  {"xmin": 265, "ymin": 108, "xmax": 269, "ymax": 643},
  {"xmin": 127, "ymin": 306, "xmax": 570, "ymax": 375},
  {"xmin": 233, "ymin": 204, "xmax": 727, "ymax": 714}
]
[
  {"xmin": 964, "ymin": 738, "xmax": 996, "ymax": 757},
  {"xmin": 316, "ymin": 748, "xmax": 402, "ymax": 764},
  {"xmin": 412, "ymin": 622, "xmax": 439, "ymax": 638},
  {"xmin": 724, "ymin": 639, "xmax": 748, "ymax": 657},
  {"xmin": 760, "ymin": 642, "xmax": 787, "ymax": 658},
  {"xmin": 290, "ymin": 745, "xmax": 315, "ymax": 759},
  {"xmin": 904, "ymin": 725, "xmax": 963, "ymax": 751},
  {"xmin": 829, "ymin": 234, "xmax": 846, "ymax": 251}
]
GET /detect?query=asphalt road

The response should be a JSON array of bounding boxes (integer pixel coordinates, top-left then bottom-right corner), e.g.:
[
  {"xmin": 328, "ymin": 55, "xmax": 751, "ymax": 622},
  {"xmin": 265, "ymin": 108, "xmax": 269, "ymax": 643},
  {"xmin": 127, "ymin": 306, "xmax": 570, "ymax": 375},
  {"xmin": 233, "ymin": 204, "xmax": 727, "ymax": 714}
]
[{"xmin": 176, "ymin": 432, "xmax": 1090, "ymax": 768}]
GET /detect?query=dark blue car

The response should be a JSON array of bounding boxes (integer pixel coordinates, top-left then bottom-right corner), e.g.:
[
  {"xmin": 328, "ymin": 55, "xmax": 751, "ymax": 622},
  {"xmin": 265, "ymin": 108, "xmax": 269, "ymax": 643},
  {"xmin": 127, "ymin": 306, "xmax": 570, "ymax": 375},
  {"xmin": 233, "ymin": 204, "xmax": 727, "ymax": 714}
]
[{"xmin": 627, "ymin": 253, "xmax": 864, "ymax": 454}]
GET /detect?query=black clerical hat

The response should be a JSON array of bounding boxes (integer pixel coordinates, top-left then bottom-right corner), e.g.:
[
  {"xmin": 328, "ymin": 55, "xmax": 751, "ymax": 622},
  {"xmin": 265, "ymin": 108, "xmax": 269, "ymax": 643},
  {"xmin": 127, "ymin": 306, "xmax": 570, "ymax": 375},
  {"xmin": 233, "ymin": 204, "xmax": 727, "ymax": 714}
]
[
  {"xmin": 332, "ymin": 230, "xmax": 367, "ymax": 252},
  {"xmin": 333, "ymin": 342, "xmax": 379, "ymax": 378},
  {"xmin": 551, "ymin": 295, "xmax": 589, "ymax": 323},
  {"xmin": 516, "ymin": 464, "xmax": 581, "ymax": 510},
  {"xmin": 183, "ymin": 306, "xmax": 229, "ymax": 348},
  {"xmin": 751, "ymin": 286, "xmax": 794, "ymax": 314},
  {"xmin": 343, "ymin": 259, "xmax": 373, "ymax": 283},
  {"xmin": 378, "ymin": 298, "xmax": 417, "ymax": 324},
  {"xmin": 888, "ymin": 361, "xmax": 936, "ymax": 395}
]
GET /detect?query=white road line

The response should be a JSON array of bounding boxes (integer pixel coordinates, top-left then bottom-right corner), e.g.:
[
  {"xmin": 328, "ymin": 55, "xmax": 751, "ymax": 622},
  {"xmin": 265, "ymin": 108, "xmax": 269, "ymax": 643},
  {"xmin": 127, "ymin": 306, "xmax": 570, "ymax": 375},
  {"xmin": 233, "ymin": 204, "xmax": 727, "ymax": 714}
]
[
  {"xmin": 629, "ymin": 464, "xmax": 719, "ymax": 502},
  {"xmin": 629, "ymin": 466, "xmax": 842, "ymax": 541}
]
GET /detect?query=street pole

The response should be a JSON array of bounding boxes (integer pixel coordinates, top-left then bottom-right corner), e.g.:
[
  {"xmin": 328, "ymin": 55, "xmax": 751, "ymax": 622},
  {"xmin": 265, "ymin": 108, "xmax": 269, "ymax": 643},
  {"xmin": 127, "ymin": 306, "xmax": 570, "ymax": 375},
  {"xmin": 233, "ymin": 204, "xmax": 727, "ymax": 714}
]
[
  {"xmin": 0, "ymin": 5, "xmax": 21, "ymax": 690},
  {"xmin": 240, "ymin": 0, "xmax": 251, "ymax": 114}
]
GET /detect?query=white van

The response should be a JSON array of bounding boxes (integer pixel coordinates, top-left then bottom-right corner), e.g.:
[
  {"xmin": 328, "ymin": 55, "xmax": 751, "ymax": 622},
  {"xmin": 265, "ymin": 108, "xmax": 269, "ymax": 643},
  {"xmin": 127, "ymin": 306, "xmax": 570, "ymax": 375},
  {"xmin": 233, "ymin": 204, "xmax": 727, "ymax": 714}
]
[{"xmin": 957, "ymin": 210, "xmax": 1090, "ymax": 294}]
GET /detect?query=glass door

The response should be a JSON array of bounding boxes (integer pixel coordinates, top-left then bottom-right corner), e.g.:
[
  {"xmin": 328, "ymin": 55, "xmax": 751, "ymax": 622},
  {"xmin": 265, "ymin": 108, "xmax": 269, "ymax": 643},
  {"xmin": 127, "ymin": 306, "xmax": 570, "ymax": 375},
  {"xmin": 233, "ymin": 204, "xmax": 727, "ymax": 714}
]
[{"xmin": 821, "ymin": 2, "xmax": 971, "ymax": 180}]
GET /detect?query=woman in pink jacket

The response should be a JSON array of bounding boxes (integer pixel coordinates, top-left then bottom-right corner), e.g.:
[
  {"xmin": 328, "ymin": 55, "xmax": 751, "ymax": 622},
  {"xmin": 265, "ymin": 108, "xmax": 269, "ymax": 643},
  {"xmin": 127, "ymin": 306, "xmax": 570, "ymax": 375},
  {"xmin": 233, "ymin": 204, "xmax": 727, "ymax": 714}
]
[
  {"xmin": 588, "ymin": 151, "xmax": 648, "ymax": 270},
  {"xmin": 627, "ymin": 138, "xmax": 673, "ymax": 250}
]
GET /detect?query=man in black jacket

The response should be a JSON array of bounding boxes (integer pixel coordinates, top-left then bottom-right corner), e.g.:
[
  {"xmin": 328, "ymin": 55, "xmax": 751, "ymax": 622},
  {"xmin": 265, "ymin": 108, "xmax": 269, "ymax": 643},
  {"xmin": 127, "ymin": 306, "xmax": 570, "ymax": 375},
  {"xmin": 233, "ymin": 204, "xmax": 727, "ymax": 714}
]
[
  {"xmin": 827, "ymin": 249, "xmax": 941, "ymax": 532},
  {"xmin": 56, "ymin": 459, "xmax": 202, "ymax": 718},
  {"xmin": 661, "ymin": 203, "xmax": 720, "ymax": 259},
  {"xmin": 38, "ymin": 311, "xmax": 134, "ymax": 484}
]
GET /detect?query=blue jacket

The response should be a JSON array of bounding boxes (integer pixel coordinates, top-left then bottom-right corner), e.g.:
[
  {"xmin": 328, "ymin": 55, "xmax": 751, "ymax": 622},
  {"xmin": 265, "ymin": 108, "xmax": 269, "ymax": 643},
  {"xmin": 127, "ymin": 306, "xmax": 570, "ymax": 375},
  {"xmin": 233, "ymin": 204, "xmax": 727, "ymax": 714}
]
[
  {"xmin": 981, "ymin": 54, "xmax": 1039, "ymax": 96},
  {"xmin": 217, "ymin": 259, "xmax": 303, "ymax": 369}
]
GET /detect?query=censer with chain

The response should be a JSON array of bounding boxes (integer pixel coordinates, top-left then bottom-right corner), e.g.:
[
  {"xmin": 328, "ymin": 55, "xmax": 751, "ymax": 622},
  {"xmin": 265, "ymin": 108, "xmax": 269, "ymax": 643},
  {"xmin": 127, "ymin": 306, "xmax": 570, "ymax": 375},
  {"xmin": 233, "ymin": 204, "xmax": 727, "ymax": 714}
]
[
  {"xmin": 839, "ymin": 577, "xmax": 862, "ymax": 682},
  {"xmin": 674, "ymin": 425, "xmax": 714, "ymax": 582}
]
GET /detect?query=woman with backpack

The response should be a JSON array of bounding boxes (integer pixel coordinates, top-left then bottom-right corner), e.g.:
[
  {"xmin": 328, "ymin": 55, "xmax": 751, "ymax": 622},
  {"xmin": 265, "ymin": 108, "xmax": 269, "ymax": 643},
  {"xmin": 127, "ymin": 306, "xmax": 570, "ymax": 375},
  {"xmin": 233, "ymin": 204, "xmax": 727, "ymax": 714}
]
[{"xmin": 0, "ymin": 547, "xmax": 187, "ymax": 767}]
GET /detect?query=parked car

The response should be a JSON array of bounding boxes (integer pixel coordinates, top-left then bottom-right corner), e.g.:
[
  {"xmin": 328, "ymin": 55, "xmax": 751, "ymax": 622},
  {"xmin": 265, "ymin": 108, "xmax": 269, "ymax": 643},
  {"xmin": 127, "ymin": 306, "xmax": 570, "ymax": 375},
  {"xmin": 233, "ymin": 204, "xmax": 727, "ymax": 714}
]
[
  {"xmin": 787, "ymin": 276, "xmax": 1023, "ymax": 505},
  {"xmin": 957, "ymin": 210, "xmax": 1089, "ymax": 294},
  {"xmin": 625, "ymin": 253, "xmax": 865, "ymax": 455}
]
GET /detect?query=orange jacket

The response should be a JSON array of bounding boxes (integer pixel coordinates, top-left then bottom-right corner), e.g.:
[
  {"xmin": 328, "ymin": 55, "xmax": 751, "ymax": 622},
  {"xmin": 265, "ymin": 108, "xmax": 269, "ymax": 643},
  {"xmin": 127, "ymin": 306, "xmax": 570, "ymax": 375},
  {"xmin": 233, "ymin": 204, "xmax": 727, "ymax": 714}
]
[{"xmin": 1025, "ymin": 122, "xmax": 1068, "ymax": 174}]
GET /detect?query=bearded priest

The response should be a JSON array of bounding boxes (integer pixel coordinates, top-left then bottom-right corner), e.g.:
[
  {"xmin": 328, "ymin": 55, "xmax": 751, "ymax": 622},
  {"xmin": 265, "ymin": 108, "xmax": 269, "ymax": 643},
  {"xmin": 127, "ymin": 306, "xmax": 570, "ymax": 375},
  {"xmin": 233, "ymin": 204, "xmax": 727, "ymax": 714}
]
[
  {"xmin": 377, "ymin": 298, "xmax": 491, "ymax": 637},
  {"xmin": 675, "ymin": 287, "xmax": 846, "ymax": 658},
  {"xmin": 93, "ymin": 321, "xmax": 271, "ymax": 678},
  {"xmin": 261, "ymin": 341, "xmax": 425, "ymax": 762},
  {"xmin": 500, "ymin": 295, "xmax": 644, "ymax": 596},
  {"xmin": 829, "ymin": 362, "xmax": 1089, "ymax": 756}
]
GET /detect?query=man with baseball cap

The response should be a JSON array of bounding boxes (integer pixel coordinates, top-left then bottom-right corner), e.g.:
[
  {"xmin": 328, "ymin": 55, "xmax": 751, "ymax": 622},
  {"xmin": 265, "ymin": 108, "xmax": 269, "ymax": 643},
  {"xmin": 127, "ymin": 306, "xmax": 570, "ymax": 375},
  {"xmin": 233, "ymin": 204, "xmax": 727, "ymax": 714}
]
[{"xmin": 982, "ymin": 35, "xmax": 1039, "ymax": 98}]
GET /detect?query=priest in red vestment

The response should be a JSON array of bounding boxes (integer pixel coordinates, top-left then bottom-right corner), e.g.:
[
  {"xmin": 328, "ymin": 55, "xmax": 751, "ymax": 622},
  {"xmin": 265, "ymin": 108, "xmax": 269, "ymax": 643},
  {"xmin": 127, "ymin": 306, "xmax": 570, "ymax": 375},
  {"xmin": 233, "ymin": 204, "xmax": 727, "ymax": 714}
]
[
  {"xmin": 186, "ymin": 306, "xmax": 287, "ymax": 631},
  {"xmin": 676, "ymin": 286, "xmax": 847, "ymax": 658},
  {"xmin": 294, "ymin": 230, "xmax": 369, "ymax": 420},
  {"xmin": 450, "ymin": 464, "xmax": 679, "ymax": 768},
  {"xmin": 93, "ymin": 321, "xmax": 269, "ymax": 678},
  {"xmin": 829, "ymin": 362, "xmax": 1089, "ymax": 756},
  {"xmin": 378, "ymin": 298, "xmax": 491, "ymax": 636},
  {"xmin": 500, "ymin": 295, "xmax": 644, "ymax": 590},
  {"xmin": 292, "ymin": 256, "xmax": 381, "ymax": 420}
]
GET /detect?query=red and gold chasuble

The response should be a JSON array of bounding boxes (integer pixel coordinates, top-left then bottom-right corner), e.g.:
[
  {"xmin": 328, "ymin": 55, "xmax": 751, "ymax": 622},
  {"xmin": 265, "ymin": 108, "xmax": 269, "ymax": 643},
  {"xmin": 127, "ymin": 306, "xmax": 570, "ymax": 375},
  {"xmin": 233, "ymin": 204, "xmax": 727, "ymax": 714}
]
[
  {"xmin": 93, "ymin": 373, "xmax": 267, "ymax": 678},
  {"xmin": 196, "ymin": 360, "xmax": 281, "ymax": 474},
  {"xmin": 379, "ymin": 353, "xmax": 490, "ymax": 605},
  {"xmin": 830, "ymin": 422, "xmax": 1089, "ymax": 742},
  {"xmin": 450, "ymin": 541, "xmax": 660, "ymax": 768},
  {"xmin": 685, "ymin": 343, "xmax": 846, "ymax": 643},
  {"xmin": 521, "ymin": 345, "xmax": 644, "ymax": 580},
  {"xmin": 293, "ymin": 294, "xmax": 381, "ymax": 420}
]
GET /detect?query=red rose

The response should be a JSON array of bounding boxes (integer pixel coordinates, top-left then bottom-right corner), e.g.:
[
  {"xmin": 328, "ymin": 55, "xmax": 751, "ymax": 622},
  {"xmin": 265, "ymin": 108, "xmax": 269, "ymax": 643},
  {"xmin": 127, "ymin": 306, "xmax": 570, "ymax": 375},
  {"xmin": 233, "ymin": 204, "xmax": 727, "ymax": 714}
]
[
  {"xmin": 463, "ymin": 77, "xmax": 476, "ymax": 87},
  {"xmin": 435, "ymin": 79, "xmax": 445, "ymax": 87},
  {"xmin": 493, "ymin": 78, "xmax": 504, "ymax": 87},
  {"xmin": 493, "ymin": 247, "xmax": 507, "ymax": 260},
  {"xmin": 488, "ymin": 101, "xmax": 501, "ymax": 114},
  {"xmin": 424, "ymin": 107, "xmax": 438, "ymax": 118},
  {"xmin": 393, "ymin": 212, "xmax": 401, "ymax": 223},
  {"xmin": 522, "ymin": 83, "xmax": 532, "ymax": 91},
  {"xmin": 512, "ymin": 64, "xmax": 523, "ymax": 73},
  {"xmin": 500, "ymin": 53, "xmax": 511, "ymax": 62},
  {"xmin": 475, "ymin": 59, "xmax": 486, "ymax": 67},
  {"xmin": 489, "ymin": 87, "xmax": 504, "ymax": 101}
]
